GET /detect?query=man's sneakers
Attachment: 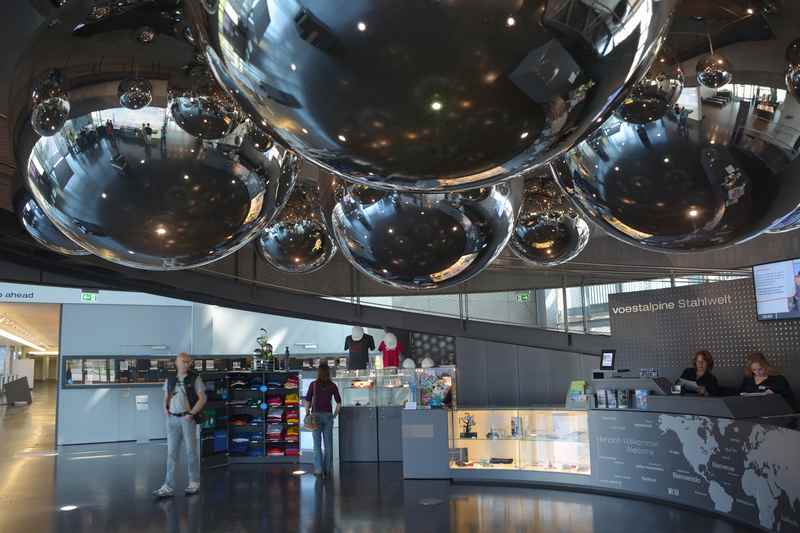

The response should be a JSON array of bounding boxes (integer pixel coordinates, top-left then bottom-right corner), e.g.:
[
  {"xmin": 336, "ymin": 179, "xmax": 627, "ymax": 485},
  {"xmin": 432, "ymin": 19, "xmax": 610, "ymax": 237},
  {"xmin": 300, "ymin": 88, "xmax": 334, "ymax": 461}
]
[
  {"xmin": 185, "ymin": 482, "xmax": 201, "ymax": 495},
  {"xmin": 152, "ymin": 485, "xmax": 174, "ymax": 498}
]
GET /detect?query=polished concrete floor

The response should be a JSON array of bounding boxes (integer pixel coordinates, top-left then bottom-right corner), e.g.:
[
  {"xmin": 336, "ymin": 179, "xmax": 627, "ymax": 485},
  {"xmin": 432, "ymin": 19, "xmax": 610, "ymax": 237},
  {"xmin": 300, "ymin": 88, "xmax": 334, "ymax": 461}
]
[{"xmin": 1, "ymin": 383, "xmax": 759, "ymax": 533}]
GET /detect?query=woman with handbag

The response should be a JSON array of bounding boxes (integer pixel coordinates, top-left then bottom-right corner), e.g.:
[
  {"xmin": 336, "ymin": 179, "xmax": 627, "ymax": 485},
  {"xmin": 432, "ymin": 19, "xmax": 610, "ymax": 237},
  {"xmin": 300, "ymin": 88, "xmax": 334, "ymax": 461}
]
[{"xmin": 303, "ymin": 363, "xmax": 341, "ymax": 478}]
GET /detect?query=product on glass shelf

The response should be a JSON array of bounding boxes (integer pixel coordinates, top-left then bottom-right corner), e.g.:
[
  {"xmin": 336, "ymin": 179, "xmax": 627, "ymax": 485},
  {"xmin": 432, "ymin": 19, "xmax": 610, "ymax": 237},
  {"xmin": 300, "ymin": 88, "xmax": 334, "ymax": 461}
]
[
  {"xmin": 267, "ymin": 447, "xmax": 284, "ymax": 456},
  {"xmin": 230, "ymin": 414, "xmax": 253, "ymax": 426},
  {"xmin": 489, "ymin": 458, "xmax": 513, "ymax": 464},
  {"xmin": 266, "ymin": 393, "xmax": 283, "ymax": 406},
  {"xmin": 285, "ymin": 446, "xmax": 300, "ymax": 457},
  {"xmin": 285, "ymin": 392, "xmax": 300, "ymax": 405},
  {"xmin": 511, "ymin": 417, "xmax": 522, "ymax": 438},
  {"xmin": 486, "ymin": 427, "xmax": 500, "ymax": 440},
  {"xmin": 459, "ymin": 413, "xmax": 477, "ymax": 439}
]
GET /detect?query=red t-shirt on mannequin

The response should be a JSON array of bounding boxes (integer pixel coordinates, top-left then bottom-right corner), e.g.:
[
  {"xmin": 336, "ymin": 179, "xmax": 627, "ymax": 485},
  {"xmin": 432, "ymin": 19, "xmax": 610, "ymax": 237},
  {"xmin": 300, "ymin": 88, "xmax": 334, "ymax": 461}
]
[{"xmin": 378, "ymin": 340, "xmax": 403, "ymax": 368}]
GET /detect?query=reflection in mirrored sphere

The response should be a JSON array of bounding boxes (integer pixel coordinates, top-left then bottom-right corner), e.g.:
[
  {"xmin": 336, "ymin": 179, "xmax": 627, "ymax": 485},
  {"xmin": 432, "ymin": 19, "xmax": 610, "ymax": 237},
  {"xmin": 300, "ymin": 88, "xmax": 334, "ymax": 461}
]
[
  {"xmin": 25, "ymin": 103, "xmax": 298, "ymax": 270},
  {"xmin": 118, "ymin": 78, "xmax": 153, "ymax": 110},
  {"xmin": 31, "ymin": 70, "xmax": 70, "ymax": 137},
  {"xmin": 326, "ymin": 180, "xmax": 522, "ymax": 289},
  {"xmin": 198, "ymin": 0, "xmax": 678, "ymax": 191},
  {"xmin": 15, "ymin": 191, "xmax": 89, "ymax": 256},
  {"xmin": 170, "ymin": 79, "xmax": 242, "ymax": 140},
  {"xmin": 553, "ymin": 78, "xmax": 800, "ymax": 251},
  {"xmin": 246, "ymin": 122, "xmax": 274, "ymax": 153},
  {"xmin": 257, "ymin": 179, "xmax": 336, "ymax": 274},
  {"xmin": 787, "ymin": 39, "xmax": 800, "ymax": 103},
  {"xmin": 616, "ymin": 50, "xmax": 683, "ymax": 125},
  {"xmin": 509, "ymin": 176, "xmax": 589, "ymax": 266},
  {"xmin": 696, "ymin": 54, "xmax": 733, "ymax": 89}
]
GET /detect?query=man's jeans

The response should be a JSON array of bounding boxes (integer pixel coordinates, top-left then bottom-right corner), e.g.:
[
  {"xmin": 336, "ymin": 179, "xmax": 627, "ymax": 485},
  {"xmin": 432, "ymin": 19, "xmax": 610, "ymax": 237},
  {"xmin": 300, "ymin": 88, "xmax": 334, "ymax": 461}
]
[
  {"xmin": 164, "ymin": 415, "xmax": 200, "ymax": 489},
  {"xmin": 312, "ymin": 413, "xmax": 334, "ymax": 474}
]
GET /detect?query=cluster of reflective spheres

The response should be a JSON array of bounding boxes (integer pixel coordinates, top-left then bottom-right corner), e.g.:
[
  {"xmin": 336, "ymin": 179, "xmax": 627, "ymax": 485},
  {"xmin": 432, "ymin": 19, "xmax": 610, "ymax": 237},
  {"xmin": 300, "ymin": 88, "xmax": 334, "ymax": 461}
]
[{"xmin": 13, "ymin": 0, "xmax": 800, "ymax": 289}]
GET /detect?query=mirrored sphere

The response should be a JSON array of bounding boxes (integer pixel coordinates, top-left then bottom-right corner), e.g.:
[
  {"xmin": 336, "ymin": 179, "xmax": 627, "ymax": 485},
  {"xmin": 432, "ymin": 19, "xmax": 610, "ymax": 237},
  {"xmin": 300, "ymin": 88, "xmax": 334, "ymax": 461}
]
[
  {"xmin": 170, "ymin": 80, "xmax": 242, "ymax": 140},
  {"xmin": 118, "ymin": 78, "xmax": 153, "ymax": 110},
  {"xmin": 198, "ymin": 0, "xmax": 678, "ymax": 191},
  {"xmin": 696, "ymin": 54, "xmax": 733, "ymax": 89},
  {"xmin": 31, "ymin": 70, "xmax": 70, "ymax": 137},
  {"xmin": 326, "ymin": 180, "xmax": 522, "ymax": 289},
  {"xmin": 246, "ymin": 122, "xmax": 274, "ymax": 153},
  {"xmin": 15, "ymin": 191, "xmax": 89, "ymax": 256},
  {"xmin": 25, "ymin": 103, "xmax": 298, "ymax": 270},
  {"xmin": 787, "ymin": 65, "xmax": 800, "ymax": 103},
  {"xmin": 615, "ymin": 50, "xmax": 683, "ymax": 125},
  {"xmin": 257, "ymin": 179, "xmax": 337, "ymax": 274},
  {"xmin": 553, "ymin": 78, "xmax": 800, "ymax": 251},
  {"xmin": 509, "ymin": 177, "xmax": 589, "ymax": 266},
  {"xmin": 787, "ymin": 38, "xmax": 800, "ymax": 65}
]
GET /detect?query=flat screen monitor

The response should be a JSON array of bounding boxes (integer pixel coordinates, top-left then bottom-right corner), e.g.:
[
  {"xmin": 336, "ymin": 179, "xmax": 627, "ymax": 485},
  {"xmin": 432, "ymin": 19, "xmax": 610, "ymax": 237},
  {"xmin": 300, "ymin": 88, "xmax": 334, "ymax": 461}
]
[
  {"xmin": 600, "ymin": 350, "xmax": 615, "ymax": 370},
  {"xmin": 753, "ymin": 259, "xmax": 800, "ymax": 320}
]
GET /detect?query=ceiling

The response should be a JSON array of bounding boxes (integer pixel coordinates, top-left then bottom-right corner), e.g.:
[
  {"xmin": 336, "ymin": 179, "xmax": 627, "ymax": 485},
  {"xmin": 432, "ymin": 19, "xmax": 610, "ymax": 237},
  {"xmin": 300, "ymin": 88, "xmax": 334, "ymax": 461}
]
[{"xmin": 0, "ymin": 302, "xmax": 60, "ymax": 352}]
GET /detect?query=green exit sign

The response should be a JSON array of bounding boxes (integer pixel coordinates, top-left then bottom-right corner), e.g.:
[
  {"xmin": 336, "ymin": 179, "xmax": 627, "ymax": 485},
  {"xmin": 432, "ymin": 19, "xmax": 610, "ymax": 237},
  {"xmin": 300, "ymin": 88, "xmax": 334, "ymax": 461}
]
[
  {"xmin": 516, "ymin": 292, "xmax": 530, "ymax": 303},
  {"xmin": 81, "ymin": 292, "xmax": 97, "ymax": 303}
]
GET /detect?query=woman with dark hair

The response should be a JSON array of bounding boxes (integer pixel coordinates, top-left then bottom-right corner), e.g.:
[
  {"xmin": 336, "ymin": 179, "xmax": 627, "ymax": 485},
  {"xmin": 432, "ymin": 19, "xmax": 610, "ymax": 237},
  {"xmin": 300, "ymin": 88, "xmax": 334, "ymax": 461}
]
[
  {"xmin": 304, "ymin": 363, "xmax": 341, "ymax": 478},
  {"xmin": 678, "ymin": 350, "xmax": 719, "ymax": 396},
  {"xmin": 740, "ymin": 353, "xmax": 796, "ymax": 410}
]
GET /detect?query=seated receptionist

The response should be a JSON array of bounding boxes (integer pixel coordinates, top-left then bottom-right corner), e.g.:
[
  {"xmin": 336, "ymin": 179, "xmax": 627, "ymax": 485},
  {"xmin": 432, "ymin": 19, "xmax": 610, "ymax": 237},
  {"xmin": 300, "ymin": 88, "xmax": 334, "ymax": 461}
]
[
  {"xmin": 740, "ymin": 352, "xmax": 796, "ymax": 410},
  {"xmin": 678, "ymin": 350, "xmax": 719, "ymax": 396}
]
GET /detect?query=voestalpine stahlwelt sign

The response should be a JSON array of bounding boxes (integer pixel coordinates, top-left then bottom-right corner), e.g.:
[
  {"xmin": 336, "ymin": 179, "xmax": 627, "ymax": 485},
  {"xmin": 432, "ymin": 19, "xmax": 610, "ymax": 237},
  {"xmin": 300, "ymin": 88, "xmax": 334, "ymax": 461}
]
[{"xmin": 611, "ymin": 294, "xmax": 733, "ymax": 315}]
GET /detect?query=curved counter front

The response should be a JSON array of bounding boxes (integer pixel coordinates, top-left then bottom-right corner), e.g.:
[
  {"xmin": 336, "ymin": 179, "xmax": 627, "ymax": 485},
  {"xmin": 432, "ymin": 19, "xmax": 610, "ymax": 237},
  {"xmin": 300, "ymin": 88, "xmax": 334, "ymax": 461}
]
[{"xmin": 401, "ymin": 408, "xmax": 800, "ymax": 533}]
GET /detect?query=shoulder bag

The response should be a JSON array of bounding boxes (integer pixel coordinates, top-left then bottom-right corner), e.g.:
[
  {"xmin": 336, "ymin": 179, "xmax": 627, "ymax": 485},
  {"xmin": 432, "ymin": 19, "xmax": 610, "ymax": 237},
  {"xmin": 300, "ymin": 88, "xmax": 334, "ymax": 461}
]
[{"xmin": 303, "ymin": 382, "xmax": 319, "ymax": 431}]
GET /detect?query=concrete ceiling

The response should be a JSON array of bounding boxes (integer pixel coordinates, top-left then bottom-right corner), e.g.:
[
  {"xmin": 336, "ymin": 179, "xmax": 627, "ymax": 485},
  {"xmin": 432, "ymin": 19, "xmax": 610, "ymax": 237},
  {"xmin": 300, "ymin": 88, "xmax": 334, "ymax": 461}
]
[{"xmin": 0, "ymin": 302, "xmax": 60, "ymax": 351}]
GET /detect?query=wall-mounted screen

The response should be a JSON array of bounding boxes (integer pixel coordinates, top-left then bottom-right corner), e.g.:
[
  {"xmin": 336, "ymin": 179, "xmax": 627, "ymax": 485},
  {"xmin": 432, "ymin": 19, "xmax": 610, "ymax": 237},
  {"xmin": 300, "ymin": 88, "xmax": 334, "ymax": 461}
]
[{"xmin": 753, "ymin": 259, "xmax": 800, "ymax": 320}]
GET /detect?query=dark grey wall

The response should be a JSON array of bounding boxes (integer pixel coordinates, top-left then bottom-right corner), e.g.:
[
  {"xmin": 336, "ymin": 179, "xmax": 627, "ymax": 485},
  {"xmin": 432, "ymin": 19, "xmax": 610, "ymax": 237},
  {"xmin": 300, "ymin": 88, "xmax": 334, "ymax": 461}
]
[
  {"xmin": 455, "ymin": 337, "xmax": 597, "ymax": 408},
  {"xmin": 608, "ymin": 278, "xmax": 800, "ymax": 393}
]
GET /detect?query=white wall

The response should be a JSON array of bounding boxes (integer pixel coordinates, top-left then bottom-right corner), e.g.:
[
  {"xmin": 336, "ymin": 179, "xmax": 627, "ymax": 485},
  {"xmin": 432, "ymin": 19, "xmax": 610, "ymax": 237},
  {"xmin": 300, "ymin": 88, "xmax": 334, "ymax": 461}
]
[
  {"xmin": 198, "ymin": 304, "xmax": 355, "ymax": 356},
  {"xmin": 60, "ymin": 304, "xmax": 193, "ymax": 356}
]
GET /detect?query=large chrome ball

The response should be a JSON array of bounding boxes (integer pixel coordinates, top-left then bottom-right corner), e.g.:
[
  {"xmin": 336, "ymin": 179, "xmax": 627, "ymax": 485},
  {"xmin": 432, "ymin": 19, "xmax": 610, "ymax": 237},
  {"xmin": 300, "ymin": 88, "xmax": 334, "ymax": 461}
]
[
  {"xmin": 15, "ymin": 191, "xmax": 89, "ymax": 256},
  {"xmin": 169, "ymin": 79, "xmax": 242, "ymax": 140},
  {"xmin": 615, "ymin": 50, "xmax": 683, "ymax": 125},
  {"xmin": 118, "ymin": 78, "xmax": 153, "ymax": 110},
  {"xmin": 553, "ymin": 79, "xmax": 800, "ymax": 252},
  {"xmin": 509, "ymin": 176, "xmax": 589, "ymax": 266},
  {"xmin": 257, "ymin": 179, "xmax": 337, "ymax": 274},
  {"xmin": 25, "ymin": 103, "xmax": 298, "ymax": 270},
  {"xmin": 326, "ymin": 180, "xmax": 522, "ymax": 289},
  {"xmin": 197, "ymin": 0, "xmax": 678, "ymax": 191},
  {"xmin": 696, "ymin": 53, "xmax": 733, "ymax": 89},
  {"xmin": 31, "ymin": 70, "xmax": 70, "ymax": 137}
]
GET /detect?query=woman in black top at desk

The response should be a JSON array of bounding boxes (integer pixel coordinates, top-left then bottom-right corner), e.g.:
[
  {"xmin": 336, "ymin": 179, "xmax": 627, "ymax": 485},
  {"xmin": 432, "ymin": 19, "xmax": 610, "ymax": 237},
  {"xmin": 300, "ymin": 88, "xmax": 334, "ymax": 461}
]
[
  {"xmin": 679, "ymin": 350, "xmax": 719, "ymax": 396},
  {"xmin": 740, "ymin": 353, "xmax": 796, "ymax": 409}
]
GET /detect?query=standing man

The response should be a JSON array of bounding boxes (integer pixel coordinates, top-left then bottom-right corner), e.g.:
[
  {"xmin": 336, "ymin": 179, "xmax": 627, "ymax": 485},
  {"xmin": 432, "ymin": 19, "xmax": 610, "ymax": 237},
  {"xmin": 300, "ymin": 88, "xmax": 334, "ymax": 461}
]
[{"xmin": 153, "ymin": 352, "xmax": 206, "ymax": 498}]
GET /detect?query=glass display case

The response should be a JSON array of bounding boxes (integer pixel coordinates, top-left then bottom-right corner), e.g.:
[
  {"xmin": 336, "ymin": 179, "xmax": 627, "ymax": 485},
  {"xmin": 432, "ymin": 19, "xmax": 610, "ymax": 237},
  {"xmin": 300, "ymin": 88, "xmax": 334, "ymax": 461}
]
[
  {"xmin": 413, "ymin": 367, "xmax": 455, "ymax": 408},
  {"xmin": 448, "ymin": 408, "xmax": 590, "ymax": 475},
  {"xmin": 332, "ymin": 368, "xmax": 415, "ymax": 407}
]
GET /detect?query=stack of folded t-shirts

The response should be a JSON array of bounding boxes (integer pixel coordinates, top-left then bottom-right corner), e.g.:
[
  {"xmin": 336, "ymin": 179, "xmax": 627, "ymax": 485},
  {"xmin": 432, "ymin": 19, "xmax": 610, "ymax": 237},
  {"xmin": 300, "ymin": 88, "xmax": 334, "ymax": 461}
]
[
  {"xmin": 285, "ymin": 425, "xmax": 299, "ymax": 443},
  {"xmin": 267, "ymin": 379, "xmax": 283, "ymax": 389},
  {"xmin": 230, "ymin": 437, "xmax": 249, "ymax": 454},
  {"xmin": 248, "ymin": 416, "xmax": 264, "ymax": 427},
  {"xmin": 267, "ymin": 446, "xmax": 284, "ymax": 457},
  {"xmin": 285, "ymin": 407, "xmax": 300, "ymax": 425},
  {"xmin": 266, "ymin": 423, "xmax": 284, "ymax": 442},
  {"xmin": 284, "ymin": 375, "xmax": 299, "ymax": 389},
  {"xmin": 213, "ymin": 430, "xmax": 227, "ymax": 453},
  {"xmin": 230, "ymin": 414, "xmax": 253, "ymax": 427},
  {"xmin": 267, "ymin": 406, "xmax": 284, "ymax": 423},
  {"xmin": 247, "ymin": 398, "xmax": 263, "ymax": 409},
  {"xmin": 229, "ymin": 380, "xmax": 248, "ymax": 390},
  {"xmin": 285, "ymin": 445, "xmax": 300, "ymax": 457},
  {"xmin": 266, "ymin": 393, "xmax": 283, "ymax": 407},
  {"xmin": 285, "ymin": 392, "xmax": 300, "ymax": 406}
]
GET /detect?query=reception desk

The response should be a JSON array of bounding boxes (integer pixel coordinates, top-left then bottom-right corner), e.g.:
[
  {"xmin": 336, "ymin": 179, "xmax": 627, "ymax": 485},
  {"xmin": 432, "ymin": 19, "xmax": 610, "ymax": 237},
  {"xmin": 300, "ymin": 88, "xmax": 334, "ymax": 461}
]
[{"xmin": 402, "ymin": 406, "xmax": 800, "ymax": 532}]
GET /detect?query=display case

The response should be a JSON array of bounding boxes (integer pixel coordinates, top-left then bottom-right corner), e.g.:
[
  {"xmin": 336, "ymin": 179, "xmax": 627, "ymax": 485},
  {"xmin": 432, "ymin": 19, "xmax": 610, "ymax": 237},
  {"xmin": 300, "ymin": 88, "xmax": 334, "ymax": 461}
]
[
  {"xmin": 333, "ymin": 368, "xmax": 414, "ymax": 407},
  {"xmin": 448, "ymin": 408, "xmax": 590, "ymax": 475}
]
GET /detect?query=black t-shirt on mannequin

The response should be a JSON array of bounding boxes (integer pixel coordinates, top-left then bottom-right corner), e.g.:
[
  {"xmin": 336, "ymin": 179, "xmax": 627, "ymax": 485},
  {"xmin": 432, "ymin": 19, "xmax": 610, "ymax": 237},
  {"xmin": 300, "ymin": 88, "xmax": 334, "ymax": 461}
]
[{"xmin": 345, "ymin": 334, "xmax": 375, "ymax": 370}]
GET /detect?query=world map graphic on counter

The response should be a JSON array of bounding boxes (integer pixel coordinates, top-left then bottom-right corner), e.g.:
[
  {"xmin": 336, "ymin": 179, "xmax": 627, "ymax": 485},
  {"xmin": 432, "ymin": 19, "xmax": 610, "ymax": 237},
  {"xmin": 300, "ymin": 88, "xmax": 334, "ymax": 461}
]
[
  {"xmin": 590, "ymin": 411, "xmax": 800, "ymax": 532},
  {"xmin": 658, "ymin": 415, "xmax": 800, "ymax": 531}
]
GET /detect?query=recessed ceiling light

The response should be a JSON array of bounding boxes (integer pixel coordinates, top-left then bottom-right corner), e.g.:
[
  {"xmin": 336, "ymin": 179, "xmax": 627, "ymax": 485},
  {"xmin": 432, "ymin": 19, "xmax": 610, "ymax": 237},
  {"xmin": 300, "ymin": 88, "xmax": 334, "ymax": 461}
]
[
  {"xmin": 292, "ymin": 470, "xmax": 306, "ymax": 475},
  {"xmin": 338, "ymin": 134, "xmax": 347, "ymax": 142},
  {"xmin": 59, "ymin": 505, "xmax": 78, "ymax": 512},
  {"xmin": 430, "ymin": 101, "xmax": 443, "ymax": 111},
  {"xmin": 357, "ymin": 22, "xmax": 367, "ymax": 32},
  {"xmin": 506, "ymin": 16, "xmax": 516, "ymax": 27}
]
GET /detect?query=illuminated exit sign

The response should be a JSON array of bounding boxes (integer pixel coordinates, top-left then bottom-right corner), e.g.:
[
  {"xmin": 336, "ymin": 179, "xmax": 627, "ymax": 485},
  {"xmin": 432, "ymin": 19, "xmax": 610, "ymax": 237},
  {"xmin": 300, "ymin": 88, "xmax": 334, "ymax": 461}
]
[
  {"xmin": 81, "ymin": 291, "xmax": 98, "ymax": 303},
  {"xmin": 516, "ymin": 292, "xmax": 530, "ymax": 303}
]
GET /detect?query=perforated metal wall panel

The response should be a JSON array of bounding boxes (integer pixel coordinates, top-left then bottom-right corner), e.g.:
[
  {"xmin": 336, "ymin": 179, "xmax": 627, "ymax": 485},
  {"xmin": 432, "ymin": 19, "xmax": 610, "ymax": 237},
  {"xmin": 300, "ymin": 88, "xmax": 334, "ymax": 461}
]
[
  {"xmin": 409, "ymin": 332, "xmax": 456, "ymax": 366},
  {"xmin": 609, "ymin": 278, "xmax": 800, "ymax": 372}
]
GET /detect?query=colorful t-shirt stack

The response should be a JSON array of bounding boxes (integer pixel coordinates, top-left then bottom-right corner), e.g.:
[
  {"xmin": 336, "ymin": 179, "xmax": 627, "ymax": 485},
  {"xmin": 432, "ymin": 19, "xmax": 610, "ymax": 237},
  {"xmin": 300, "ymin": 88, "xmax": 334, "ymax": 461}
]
[
  {"xmin": 285, "ymin": 392, "xmax": 300, "ymax": 406},
  {"xmin": 285, "ymin": 407, "xmax": 300, "ymax": 425},
  {"xmin": 284, "ymin": 375, "xmax": 299, "ymax": 389}
]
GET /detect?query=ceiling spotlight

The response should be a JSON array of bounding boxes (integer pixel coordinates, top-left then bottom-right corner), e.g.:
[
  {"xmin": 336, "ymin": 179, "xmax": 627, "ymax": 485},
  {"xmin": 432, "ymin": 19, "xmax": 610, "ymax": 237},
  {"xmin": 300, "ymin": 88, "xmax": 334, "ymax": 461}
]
[
  {"xmin": 430, "ymin": 101, "xmax": 443, "ymax": 111},
  {"xmin": 506, "ymin": 16, "xmax": 516, "ymax": 27},
  {"xmin": 290, "ymin": 63, "xmax": 297, "ymax": 71},
  {"xmin": 520, "ymin": 131, "xmax": 529, "ymax": 139},
  {"xmin": 747, "ymin": 8, "xmax": 754, "ymax": 15},
  {"xmin": 155, "ymin": 227, "xmax": 167, "ymax": 236},
  {"xmin": 101, "ymin": 193, "xmax": 107, "ymax": 199},
  {"xmin": 338, "ymin": 134, "xmax": 347, "ymax": 142},
  {"xmin": 292, "ymin": 470, "xmax": 306, "ymax": 475},
  {"xmin": 357, "ymin": 22, "xmax": 367, "ymax": 32},
  {"xmin": 59, "ymin": 505, "xmax": 78, "ymax": 512},
  {"xmin": 688, "ymin": 209, "xmax": 699, "ymax": 218}
]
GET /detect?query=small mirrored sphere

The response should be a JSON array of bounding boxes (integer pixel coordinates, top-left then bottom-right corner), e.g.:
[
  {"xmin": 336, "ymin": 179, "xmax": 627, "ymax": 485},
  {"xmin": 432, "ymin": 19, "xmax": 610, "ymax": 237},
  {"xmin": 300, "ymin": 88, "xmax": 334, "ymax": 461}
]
[
  {"xmin": 509, "ymin": 177, "xmax": 589, "ymax": 266},
  {"xmin": 170, "ymin": 80, "xmax": 242, "ymax": 140},
  {"xmin": 31, "ymin": 70, "xmax": 70, "ymax": 137},
  {"xmin": 198, "ymin": 0, "xmax": 678, "ymax": 191},
  {"xmin": 553, "ymin": 78, "xmax": 800, "ymax": 251},
  {"xmin": 615, "ymin": 50, "xmax": 683, "ymax": 125},
  {"xmin": 696, "ymin": 54, "xmax": 733, "ymax": 89},
  {"xmin": 246, "ymin": 122, "xmax": 274, "ymax": 153},
  {"xmin": 118, "ymin": 78, "xmax": 153, "ymax": 110},
  {"xmin": 787, "ymin": 65, "xmax": 800, "ymax": 103},
  {"xmin": 25, "ymin": 102, "xmax": 298, "ymax": 270},
  {"xmin": 257, "ymin": 179, "xmax": 336, "ymax": 274},
  {"xmin": 326, "ymin": 179, "xmax": 522, "ymax": 289},
  {"xmin": 15, "ymin": 191, "xmax": 89, "ymax": 256},
  {"xmin": 787, "ymin": 38, "xmax": 800, "ymax": 65}
]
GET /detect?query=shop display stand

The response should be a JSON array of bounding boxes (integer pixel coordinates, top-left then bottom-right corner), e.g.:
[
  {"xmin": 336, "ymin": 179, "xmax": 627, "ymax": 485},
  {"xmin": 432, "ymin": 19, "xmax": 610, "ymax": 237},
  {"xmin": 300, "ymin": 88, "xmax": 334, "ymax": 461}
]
[
  {"xmin": 200, "ymin": 371, "xmax": 229, "ymax": 469},
  {"xmin": 222, "ymin": 370, "xmax": 301, "ymax": 464}
]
